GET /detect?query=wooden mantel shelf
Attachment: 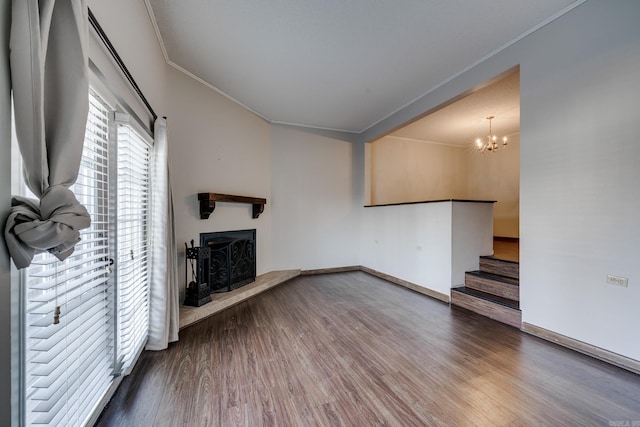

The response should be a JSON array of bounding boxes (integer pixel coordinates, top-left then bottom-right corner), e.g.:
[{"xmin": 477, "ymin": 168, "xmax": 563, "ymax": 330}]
[{"xmin": 198, "ymin": 193, "xmax": 267, "ymax": 219}]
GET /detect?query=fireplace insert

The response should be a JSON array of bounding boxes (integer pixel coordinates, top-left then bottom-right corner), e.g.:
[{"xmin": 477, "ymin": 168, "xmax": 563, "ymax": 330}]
[{"xmin": 200, "ymin": 229, "xmax": 256, "ymax": 292}]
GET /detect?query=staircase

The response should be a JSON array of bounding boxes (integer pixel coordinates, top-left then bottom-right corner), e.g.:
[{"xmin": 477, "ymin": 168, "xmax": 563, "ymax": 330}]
[{"xmin": 451, "ymin": 255, "xmax": 521, "ymax": 328}]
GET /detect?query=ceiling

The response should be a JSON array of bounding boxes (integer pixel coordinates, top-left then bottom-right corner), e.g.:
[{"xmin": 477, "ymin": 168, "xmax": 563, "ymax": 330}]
[
  {"xmin": 389, "ymin": 69, "xmax": 520, "ymax": 147},
  {"xmin": 146, "ymin": 0, "xmax": 580, "ymax": 133}
]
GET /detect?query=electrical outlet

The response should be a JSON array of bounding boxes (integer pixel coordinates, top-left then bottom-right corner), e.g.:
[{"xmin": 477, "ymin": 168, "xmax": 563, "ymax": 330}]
[{"xmin": 607, "ymin": 275, "xmax": 628, "ymax": 287}]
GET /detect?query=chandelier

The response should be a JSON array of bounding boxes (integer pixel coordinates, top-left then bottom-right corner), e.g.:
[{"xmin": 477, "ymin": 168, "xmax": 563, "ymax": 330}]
[{"xmin": 476, "ymin": 116, "xmax": 507, "ymax": 153}]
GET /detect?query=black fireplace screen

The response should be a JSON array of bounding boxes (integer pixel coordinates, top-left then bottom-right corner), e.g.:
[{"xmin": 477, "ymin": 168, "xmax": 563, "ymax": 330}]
[{"xmin": 200, "ymin": 229, "xmax": 256, "ymax": 292}]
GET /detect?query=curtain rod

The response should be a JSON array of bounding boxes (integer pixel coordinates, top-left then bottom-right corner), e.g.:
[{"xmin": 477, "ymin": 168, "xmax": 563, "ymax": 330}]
[{"xmin": 88, "ymin": 7, "xmax": 158, "ymax": 122}]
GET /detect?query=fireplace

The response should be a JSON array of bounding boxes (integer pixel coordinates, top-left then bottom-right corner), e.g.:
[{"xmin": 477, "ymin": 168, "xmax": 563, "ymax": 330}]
[{"xmin": 200, "ymin": 229, "xmax": 256, "ymax": 293}]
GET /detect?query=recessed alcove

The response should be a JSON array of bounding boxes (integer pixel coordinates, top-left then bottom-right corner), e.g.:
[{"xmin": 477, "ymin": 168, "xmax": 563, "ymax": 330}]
[{"xmin": 367, "ymin": 68, "xmax": 520, "ymax": 240}]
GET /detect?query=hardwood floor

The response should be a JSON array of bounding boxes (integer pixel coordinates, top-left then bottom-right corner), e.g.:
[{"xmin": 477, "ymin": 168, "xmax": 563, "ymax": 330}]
[{"xmin": 96, "ymin": 272, "xmax": 640, "ymax": 426}]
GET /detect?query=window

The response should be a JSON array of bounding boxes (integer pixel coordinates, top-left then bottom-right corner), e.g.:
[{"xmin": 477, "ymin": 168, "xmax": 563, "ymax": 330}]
[
  {"xmin": 115, "ymin": 121, "xmax": 151, "ymax": 372},
  {"xmin": 19, "ymin": 88, "xmax": 153, "ymax": 426}
]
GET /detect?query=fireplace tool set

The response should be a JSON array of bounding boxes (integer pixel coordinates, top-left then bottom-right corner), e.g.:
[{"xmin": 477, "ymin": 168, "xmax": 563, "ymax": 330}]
[{"xmin": 184, "ymin": 240, "xmax": 212, "ymax": 307}]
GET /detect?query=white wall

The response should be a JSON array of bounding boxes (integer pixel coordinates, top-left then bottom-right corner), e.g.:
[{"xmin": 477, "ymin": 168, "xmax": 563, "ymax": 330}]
[
  {"xmin": 360, "ymin": 201, "xmax": 493, "ymax": 296},
  {"xmin": 270, "ymin": 125, "xmax": 360, "ymax": 270},
  {"xmin": 360, "ymin": 1, "xmax": 640, "ymax": 362},
  {"xmin": 361, "ymin": 203, "xmax": 453, "ymax": 296},
  {"xmin": 167, "ymin": 67, "xmax": 272, "ymax": 291},
  {"xmin": 370, "ymin": 136, "xmax": 468, "ymax": 205},
  {"xmin": 518, "ymin": 1, "xmax": 640, "ymax": 360},
  {"xmin": 451, "ymin": 202, "xmax": 494, "ymax": 286},
  {"xmin": 467, "ymin": 133, "xmax": 520, "ymax": 237},
  {"xmin": 0, "ymin": 1, "xmax": 12, "ymax": 424}
]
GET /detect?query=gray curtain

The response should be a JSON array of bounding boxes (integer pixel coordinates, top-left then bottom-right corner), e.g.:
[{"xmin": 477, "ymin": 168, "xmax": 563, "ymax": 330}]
[
  {"xmin": 5, "ymin": 0, "xmax": 90, "ymax": 269},
  {"xmin": 146, "ymin": 117, "xmax": 179, "ymax": 350}
]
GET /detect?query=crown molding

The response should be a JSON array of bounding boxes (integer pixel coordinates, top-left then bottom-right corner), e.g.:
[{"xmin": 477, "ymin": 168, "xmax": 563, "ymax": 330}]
[{"xmin": 144, "ymin": 0, "xmax": 586, "ymax": 137}]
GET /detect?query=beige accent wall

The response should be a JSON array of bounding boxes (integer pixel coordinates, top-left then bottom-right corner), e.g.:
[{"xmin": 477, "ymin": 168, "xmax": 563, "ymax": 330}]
[
  {"xmin": 467, "ymin": 133, "xmax": 520, "ymax": 237},
  {"xmin": 370, "ymin": 136, "xmax": 468, "ymax": 205},
  {"xmin": 369, "ymin": 134, "xmax": 520, "ymax": 237}
]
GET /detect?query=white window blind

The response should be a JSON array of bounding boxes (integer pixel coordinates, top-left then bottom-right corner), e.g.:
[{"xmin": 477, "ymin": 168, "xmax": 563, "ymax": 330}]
[
  {"xmin": 116, "ymin": 123, "xmax": 151, "ymax": 370},
  {"xmin": 23, "ymin": 89, "xmax": 113, "ymax": 426},
  {"xmin": 20, "ymin": 88, "xmax": 155, "ymax": 426}
]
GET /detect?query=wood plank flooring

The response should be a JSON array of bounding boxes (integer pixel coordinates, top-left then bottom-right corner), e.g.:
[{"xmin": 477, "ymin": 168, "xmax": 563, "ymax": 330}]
[{"xmin": 96, "ymin": 272, "xmax": 640, "ymax": 426}]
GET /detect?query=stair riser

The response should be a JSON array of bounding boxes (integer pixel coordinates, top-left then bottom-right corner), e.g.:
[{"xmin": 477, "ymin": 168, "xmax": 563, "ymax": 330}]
[
  {"xmin": 451, "ymin": 291, "xmax": 522, "ymax": 328},
  {"xmin": 480, "ymin": 258, "xmax": 519, "ymax": 280},
  {"xmin": 465, "ymin": 274, "xmax": 519, "ymax": 301}
]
